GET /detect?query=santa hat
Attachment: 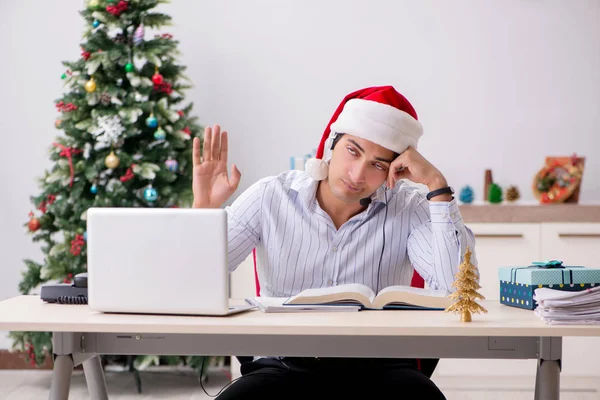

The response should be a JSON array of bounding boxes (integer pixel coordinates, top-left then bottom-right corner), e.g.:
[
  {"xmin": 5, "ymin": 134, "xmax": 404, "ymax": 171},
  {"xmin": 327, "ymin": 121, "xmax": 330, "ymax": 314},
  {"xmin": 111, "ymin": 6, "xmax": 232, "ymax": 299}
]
[{"xmin": 305, "ymin": 85, "xmax": 423, "ymax": 181}]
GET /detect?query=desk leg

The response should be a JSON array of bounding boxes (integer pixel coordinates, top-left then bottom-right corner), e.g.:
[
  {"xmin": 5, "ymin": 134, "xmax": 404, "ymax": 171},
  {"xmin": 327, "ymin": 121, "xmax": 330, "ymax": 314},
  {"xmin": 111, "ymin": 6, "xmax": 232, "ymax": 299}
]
[
  {"xmin": 49, "ymin": 355, "xmax": 74, "ymax": 400},
  {"xmin": 534, "ymin": 359, "xmax": 560, "ymax": 400},
  {"xmin": 83, "ymin": 356, "xmax": 109, "ymax": 400},
  {"xmin": 534, "ymin": 336, "xmax": 562, "ymax": 400}
]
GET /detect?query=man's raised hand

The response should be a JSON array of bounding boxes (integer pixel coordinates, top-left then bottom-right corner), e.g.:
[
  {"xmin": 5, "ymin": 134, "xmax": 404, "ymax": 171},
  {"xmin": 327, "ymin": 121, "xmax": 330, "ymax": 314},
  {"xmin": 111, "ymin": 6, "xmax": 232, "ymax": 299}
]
[{"xmin": 192, "ymin": 124, "xmax": 241, "ymax": 208}]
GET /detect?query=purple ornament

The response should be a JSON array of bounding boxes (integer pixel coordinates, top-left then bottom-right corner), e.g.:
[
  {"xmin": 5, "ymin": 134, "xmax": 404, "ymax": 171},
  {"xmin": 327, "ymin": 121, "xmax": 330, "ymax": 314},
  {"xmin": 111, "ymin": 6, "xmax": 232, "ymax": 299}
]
[
  {"xmin": 165, "ymin": 158, "xmax": 178, "ymax": 172},
  {"xmin": 133, "ymin": 23, "xmax": 144, "ymax": 45}
]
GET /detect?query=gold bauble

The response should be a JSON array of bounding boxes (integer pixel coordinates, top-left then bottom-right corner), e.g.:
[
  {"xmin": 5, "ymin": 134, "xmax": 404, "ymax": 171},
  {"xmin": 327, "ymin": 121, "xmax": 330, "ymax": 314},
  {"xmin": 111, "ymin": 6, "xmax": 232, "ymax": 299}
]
[
  {"xmin": 85, "ymin": 78, "xmax": 97, "ymax": 93},
  {"xmin": 88, "ymin": 0, "xmax": 100, "ymax": 8},
  {"xmin": 105, "ymin": 151, "xmax": 120, "ymax": 169}
]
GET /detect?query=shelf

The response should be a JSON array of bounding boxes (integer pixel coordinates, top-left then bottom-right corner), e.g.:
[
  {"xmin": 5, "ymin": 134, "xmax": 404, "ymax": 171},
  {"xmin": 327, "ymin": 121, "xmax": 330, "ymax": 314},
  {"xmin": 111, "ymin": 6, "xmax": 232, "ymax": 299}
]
[{"xmin": 458, "ymin": 204, "xmax": 600, "ymax": 223}]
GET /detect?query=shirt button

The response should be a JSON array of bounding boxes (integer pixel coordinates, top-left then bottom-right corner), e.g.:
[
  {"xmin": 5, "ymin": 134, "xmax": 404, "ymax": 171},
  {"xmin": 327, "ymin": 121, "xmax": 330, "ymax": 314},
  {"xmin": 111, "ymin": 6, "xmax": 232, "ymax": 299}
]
[
  {"xmin": 327, "ymin": 280, "xmax": 333, "ymax": 286},
  {"xmin": 332, "ymin": 246, "xmax": 338, "ymax": 252},
  {"xmin": 441, "ymin": 213, "xmax": 448, "ymax": 218}
]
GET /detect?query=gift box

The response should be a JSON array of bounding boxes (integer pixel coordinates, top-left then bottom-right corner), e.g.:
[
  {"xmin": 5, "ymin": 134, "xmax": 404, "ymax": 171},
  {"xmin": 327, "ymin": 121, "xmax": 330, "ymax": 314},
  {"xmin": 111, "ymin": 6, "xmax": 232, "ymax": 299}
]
[{"xmin": 498, "ymin": 261, "xmax": 600, "ymax": 310}]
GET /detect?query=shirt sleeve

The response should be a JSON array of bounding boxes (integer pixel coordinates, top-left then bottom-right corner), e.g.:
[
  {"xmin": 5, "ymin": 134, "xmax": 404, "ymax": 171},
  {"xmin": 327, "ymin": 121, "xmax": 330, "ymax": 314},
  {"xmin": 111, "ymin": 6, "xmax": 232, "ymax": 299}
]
[
  {"xmin": 406, "ymin": 195, "xmax": 477, "ymax": 293},
  {"xmin": 224, "ymin": 180, "xmax": 266, "ymax": 272}
]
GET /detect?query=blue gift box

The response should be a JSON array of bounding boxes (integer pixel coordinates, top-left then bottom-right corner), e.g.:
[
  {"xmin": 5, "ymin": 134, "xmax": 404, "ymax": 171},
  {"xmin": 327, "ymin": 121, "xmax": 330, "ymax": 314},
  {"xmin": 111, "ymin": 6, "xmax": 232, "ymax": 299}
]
[{"xmin": 498, "ymin": 261, "xmax": 600, "ymax": 310}]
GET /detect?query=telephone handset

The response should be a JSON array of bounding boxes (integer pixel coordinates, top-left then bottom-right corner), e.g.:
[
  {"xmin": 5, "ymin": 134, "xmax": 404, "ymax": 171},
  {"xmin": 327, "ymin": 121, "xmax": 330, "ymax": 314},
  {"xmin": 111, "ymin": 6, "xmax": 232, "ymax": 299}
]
[{"xmin": 40, "ymin": 272, "xmax": 88, "ymax": 304}]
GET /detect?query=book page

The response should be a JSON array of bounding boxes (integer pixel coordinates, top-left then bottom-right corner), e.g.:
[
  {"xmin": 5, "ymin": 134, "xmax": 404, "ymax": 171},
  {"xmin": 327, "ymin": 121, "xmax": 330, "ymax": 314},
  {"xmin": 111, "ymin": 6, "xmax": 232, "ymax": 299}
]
[
  {"xmin": 372, "ymin": 285, "xmax": 452, "ymax": 309},
  {"xmin": 284, "ymin": 283, "xmax": 376, "ymax": 307},
  {"xmin": 376, "ymin": 285, "xmax": 449, "ymax": 298}
]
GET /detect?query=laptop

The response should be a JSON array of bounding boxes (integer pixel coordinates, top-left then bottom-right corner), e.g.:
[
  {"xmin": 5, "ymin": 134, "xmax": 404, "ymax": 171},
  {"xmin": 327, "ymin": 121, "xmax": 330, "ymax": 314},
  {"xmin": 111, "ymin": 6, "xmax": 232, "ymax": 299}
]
[{"xmin": 86, "ymin": 207, "xmax": 254, "ymax": 316}]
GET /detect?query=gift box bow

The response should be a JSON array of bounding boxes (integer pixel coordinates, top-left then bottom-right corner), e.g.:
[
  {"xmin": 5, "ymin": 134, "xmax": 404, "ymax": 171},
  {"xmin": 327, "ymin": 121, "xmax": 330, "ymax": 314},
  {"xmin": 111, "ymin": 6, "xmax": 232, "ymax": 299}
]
[
  {"xmin": 530, "ymin": 260, "xmax": 565, "ymax": 268},
  {"xmin": 509, "ymin": 260, "xmax": 585, "ymax": 285}
]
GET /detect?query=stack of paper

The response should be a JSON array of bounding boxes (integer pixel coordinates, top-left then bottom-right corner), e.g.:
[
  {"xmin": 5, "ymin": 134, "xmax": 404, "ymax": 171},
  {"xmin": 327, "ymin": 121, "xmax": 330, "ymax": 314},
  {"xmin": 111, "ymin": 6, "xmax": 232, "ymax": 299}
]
[
  {"xmin": 533, "ymin": 286, "xmax": 600, "ymax": 325},
  {"xmin": 245, "ymin": 297, "xmax": 361, "ymax": 313}
]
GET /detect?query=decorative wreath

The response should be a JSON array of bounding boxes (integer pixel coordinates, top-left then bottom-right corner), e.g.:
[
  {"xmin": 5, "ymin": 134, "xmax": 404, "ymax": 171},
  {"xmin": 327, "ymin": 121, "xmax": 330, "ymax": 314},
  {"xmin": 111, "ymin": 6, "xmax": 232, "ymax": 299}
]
[{"xmin": 532, "ymin": 155, "xmax": 584, "ymax": 204}]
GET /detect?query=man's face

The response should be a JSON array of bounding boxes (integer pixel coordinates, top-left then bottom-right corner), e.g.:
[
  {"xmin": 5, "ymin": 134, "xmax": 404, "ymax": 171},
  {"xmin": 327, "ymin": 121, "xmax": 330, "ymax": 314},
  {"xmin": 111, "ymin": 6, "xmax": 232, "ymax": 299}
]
[{"xmin": 327, "ymin": 134, "xmax": 397, "ymax": 204}]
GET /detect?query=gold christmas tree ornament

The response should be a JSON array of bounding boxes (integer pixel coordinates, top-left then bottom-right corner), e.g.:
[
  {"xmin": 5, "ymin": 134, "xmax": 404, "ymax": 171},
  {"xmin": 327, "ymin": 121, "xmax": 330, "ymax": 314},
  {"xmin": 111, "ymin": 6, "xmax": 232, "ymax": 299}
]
[
  {"xmin": 104, "ymin": 150, "xmax": 120, "ymax": 169},
  {"xmin": 84, "ymin": 76, "xmax": 97, "ymax": 93},
  {"xmin": 445, "ymin": 247, "xmax": 487, "ymax": 322}
]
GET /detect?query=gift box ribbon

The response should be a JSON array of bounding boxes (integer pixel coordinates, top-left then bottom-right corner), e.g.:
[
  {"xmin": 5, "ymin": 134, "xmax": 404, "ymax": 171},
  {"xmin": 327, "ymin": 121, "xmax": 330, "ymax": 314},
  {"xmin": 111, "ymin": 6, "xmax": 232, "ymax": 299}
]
[{"xmin": 509, "ymin": 260, "xmax": 585, "ymax": 285}]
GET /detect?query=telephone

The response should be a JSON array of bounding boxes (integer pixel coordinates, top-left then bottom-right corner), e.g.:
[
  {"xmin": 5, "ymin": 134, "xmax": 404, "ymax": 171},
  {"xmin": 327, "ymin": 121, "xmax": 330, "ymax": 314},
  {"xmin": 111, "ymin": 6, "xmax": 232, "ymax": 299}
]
[{"xmin": 40, "ymin": 273, "xmax": 88, "ymax": 304}]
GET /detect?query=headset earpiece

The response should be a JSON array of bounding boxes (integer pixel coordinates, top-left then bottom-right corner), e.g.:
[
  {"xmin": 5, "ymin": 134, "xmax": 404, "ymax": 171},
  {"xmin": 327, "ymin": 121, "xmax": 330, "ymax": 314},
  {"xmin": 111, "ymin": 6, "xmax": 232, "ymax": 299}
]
[{"xmin": 330, "ymin": 133, "xmax": 345, "ymax": 150}]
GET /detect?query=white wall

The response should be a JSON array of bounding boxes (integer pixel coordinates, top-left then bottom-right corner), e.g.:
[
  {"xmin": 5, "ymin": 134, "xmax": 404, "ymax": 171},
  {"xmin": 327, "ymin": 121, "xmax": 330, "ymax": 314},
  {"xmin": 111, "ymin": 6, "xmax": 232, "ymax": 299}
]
[{"xmin": 1, "ymin": 0, "xmax": 599, "ymax": 349}]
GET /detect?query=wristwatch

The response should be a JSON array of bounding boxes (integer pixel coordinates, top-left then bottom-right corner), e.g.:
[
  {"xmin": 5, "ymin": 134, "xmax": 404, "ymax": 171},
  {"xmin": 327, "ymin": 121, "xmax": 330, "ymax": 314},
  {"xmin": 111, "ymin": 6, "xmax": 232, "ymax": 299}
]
[{"xmin": 426, "ymin": 186, "xmax": 454, "ymax": 201}]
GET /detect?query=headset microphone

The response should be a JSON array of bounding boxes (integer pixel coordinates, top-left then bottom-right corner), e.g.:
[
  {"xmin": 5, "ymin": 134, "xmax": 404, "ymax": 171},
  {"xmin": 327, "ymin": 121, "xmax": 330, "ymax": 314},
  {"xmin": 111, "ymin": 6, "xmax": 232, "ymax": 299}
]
[
  {"xmin": 359, "ymin": 190, "xmax": 387, "ymax": 207},
  {"xmin": 359, "ymin": 197, "xmax": 372, "ymax": 207}
]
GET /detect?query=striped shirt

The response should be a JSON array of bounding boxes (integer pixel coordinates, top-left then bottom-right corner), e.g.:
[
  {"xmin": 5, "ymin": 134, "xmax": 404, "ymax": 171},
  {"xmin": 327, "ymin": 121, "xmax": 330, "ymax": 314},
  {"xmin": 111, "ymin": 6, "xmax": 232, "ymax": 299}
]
[{"xmin": 225, "ymin": 170, "xmax": 476, "ymax": 297}]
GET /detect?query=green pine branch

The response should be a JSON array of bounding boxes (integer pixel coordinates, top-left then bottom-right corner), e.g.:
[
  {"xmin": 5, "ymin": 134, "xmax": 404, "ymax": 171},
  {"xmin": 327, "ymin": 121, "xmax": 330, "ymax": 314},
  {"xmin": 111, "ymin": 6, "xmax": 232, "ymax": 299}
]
[
  {"xmin": 140, "ymin": 38, "xmax": 178, "ymax": 55},
  {"xmin": 19, "ymin": 260, "xmax": 43, "ymax": 294},
  {"xmin": 142, "ymin": 12, "xmax": 172, "ymax": 28}
]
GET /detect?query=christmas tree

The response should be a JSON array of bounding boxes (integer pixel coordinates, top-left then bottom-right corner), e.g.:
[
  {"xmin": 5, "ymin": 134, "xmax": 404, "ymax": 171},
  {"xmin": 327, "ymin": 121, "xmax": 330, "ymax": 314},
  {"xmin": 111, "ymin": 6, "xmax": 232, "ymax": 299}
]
[
  {"xmin": 10, "ymin": 0, "xmax": 217, "ymax": 384},
  {"xmin": 444, "ymin": 247, "xmax": 487, "ymax": 322}
]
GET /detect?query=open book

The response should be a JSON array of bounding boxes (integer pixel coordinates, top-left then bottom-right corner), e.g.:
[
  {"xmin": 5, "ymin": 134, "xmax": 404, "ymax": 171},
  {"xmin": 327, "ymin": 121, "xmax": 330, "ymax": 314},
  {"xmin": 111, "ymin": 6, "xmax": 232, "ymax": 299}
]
[{"xmin": 283, "ymin": 283, "xmax": 453, "ymax": 310}]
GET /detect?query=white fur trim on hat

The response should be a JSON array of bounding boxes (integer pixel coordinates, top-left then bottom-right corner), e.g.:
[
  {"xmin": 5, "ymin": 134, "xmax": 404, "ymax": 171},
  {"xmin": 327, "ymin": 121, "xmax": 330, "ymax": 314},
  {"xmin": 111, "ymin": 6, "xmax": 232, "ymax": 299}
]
[
  {"xmin": 329, "ymin": 98, "xmax": 423, "ymax": 155},
  {"xmin": 305, "ymin": 133, "xmax": 336, "ymax": 181},
  {"xmin": 305, "ymin": 158, "xmax": 329, "ymax": 181}
]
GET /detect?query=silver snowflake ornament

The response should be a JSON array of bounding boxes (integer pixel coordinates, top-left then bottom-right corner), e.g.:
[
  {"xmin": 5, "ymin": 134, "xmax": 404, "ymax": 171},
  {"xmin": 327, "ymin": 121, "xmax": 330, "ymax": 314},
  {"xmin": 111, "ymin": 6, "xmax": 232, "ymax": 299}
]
[{"xmin": 91, "ymin": 115, "xmax": 125, "ymax": 147}]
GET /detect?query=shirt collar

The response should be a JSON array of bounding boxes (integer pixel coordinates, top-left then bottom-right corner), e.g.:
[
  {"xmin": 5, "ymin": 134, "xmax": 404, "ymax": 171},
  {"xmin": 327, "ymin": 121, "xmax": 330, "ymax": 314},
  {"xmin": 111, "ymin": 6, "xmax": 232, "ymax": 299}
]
[
  {"xmin": 370, "ymin": 184, "xmax": 390, "ymax": 205},
  {"xmin": 290, "ymin": 172, "xmax": 319, "ymax": 209}
]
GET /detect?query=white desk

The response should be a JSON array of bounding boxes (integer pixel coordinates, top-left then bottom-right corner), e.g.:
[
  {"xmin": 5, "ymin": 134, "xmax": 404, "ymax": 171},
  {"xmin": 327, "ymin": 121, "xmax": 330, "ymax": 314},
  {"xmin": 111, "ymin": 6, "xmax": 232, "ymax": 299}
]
[{"xmin": 2, "ymin": 295, "xmax": 600, "ymax": 400}]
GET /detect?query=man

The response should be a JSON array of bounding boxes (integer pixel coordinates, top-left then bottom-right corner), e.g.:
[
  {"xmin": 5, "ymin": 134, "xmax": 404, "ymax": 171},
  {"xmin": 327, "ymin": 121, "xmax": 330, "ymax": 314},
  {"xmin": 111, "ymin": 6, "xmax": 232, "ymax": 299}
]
[{"xmin": 192, "ymin": 86, "xmax": 476, "ymax": 399}]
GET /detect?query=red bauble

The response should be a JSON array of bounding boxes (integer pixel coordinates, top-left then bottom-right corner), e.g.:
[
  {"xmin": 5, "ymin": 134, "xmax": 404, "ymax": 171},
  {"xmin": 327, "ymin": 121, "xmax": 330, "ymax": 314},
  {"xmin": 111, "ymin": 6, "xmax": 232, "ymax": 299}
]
[
  {"xmin": 28, "ymin": 218, "xmax": 41, "ymax": 232},
  {"xmin": 152, "ymin": 73, "xmax": 164, "ymax": 85}
]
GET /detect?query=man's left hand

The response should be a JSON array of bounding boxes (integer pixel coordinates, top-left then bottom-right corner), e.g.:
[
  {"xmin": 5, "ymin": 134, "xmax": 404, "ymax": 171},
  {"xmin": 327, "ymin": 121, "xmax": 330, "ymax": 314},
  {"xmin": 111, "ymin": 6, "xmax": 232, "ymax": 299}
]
[{"xmin": 386, "ymin": 147, "xmax": 450, "ymax": 200}]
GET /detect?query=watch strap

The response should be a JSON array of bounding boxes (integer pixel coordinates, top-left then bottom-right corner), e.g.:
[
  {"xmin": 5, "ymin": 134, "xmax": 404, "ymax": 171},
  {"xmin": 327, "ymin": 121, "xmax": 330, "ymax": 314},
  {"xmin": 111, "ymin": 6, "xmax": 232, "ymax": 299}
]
[{"xmin": 426, "ymin": 186, "xmax": 453, "ymax": 201}]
